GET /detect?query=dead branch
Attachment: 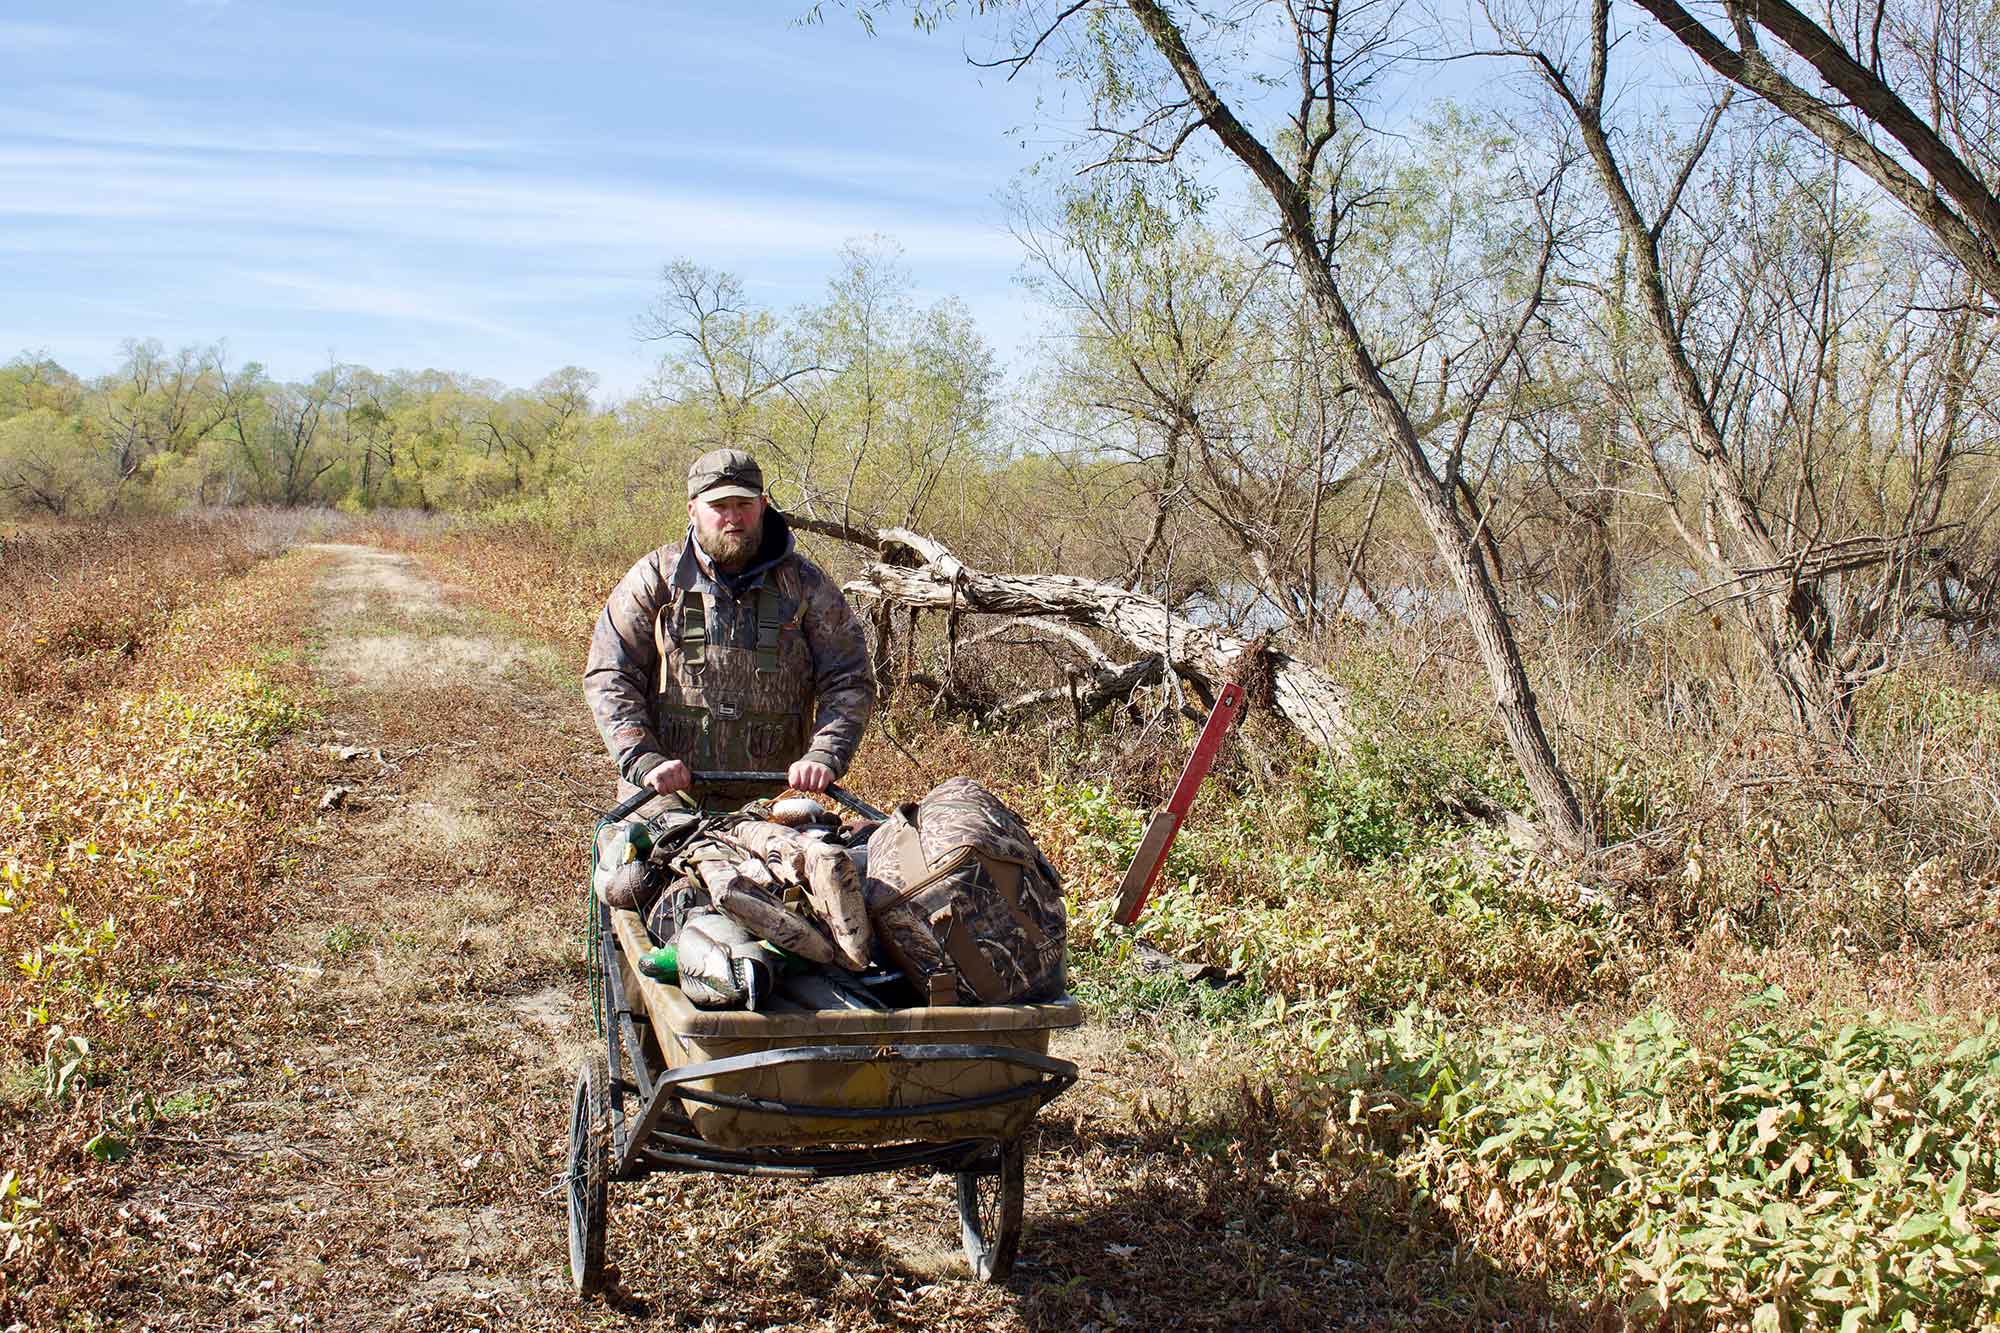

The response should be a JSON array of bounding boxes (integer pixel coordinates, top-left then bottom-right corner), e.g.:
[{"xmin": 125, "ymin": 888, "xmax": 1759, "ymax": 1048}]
[{"xmin": 991, "ymin": 654, "xmax": 1167, "ymax": 726}]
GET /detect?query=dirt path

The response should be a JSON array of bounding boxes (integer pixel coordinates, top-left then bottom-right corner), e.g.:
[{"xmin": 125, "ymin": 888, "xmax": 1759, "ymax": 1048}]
[
  {"xmin": 100, "ymin": 542, "xmax": 1556, "ymax": 1332},
  {"xmin": 102, "ymin": 544, "xmax": 597, "ymax": 1330}
]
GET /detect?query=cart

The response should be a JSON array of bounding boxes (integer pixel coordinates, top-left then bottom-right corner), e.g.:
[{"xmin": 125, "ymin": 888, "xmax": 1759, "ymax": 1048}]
[{"xmin": 565, "ymin": 778, "xmax": 1084, "ymax": 1297}]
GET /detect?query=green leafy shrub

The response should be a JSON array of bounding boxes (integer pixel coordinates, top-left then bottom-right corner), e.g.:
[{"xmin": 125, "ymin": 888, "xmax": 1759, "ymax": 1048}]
[
  {"xmin": 1589, "ymin": 744, "xmax": 1696, "ymax": 846},
  {"xmin": 1310, "ymin": 989, "xmax": 2000, "ymax": 1329},
  {"xmin": 1858, "ymin": 671, "xmax": 2000, "ymax": 752},
  {"xmin": 1038, "ymin": 767, "xmax": 1630, "ymax": 1012},
  {"xmin": 1303, "ymin": 755, "xmax": 1417, "ymax": 862},
  {"xmin": 1296, "ymin": 719, "xmax": 1525, "ymax": 867}
]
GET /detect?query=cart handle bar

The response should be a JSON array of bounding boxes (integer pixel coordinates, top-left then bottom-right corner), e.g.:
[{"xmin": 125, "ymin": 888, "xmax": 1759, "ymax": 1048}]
[{"xmin": 605, "ymin": 771, "xmax": 887, "ymax": 824}]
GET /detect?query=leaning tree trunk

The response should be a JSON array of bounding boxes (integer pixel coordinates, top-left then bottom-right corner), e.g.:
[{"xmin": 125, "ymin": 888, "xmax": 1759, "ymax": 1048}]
[
  {"xmin": 1552, "ymin": 0, "xmax": 1857, "ymax": 747},
  {"xmin": 1125, "ymin": 0, "xmax": 1594, "ymax": 855},
  {"xmin": 1768, "ymin": 587, "xmax": 1855, "ymax": 740}
]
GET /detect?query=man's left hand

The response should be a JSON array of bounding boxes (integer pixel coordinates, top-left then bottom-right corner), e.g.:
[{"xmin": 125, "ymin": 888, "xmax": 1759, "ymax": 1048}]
[{"xmin": 788, "ymin": 759, "xmax": 834, "ymax": 793}]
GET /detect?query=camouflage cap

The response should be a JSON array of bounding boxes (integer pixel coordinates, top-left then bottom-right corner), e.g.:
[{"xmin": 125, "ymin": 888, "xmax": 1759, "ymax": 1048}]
[{"xmin": 687, "ymin": 448, "xmax": 764, "ymax": 501}]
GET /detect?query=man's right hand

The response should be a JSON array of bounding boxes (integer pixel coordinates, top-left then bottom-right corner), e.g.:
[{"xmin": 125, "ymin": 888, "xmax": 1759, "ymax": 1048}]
[{"xmin": 643, "ymin": 760, "xmax": 691, "ymax": 795}]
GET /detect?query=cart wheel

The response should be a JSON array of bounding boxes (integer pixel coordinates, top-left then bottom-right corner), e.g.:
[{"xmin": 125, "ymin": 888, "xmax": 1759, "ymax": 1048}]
[
  {"xmin": 566, "ymin": 1054, "xmax": 610, "ymax": 1298},
  {"xmin": 955, "ymin": 1137, "xmax": 1025, "ymax": 1282}
]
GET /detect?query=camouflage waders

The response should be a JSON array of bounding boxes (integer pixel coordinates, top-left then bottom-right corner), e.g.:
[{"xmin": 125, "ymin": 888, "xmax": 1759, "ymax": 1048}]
[{"xmin": 654, "ymin": 584, "xmax": 814, "ymax": 780}]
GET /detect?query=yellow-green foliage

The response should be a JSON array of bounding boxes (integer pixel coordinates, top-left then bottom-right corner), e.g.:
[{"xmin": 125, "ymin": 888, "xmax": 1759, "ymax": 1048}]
[
  {"xmin": 1040, "ymin": 768, "xmax": 1630, "ymax": 1014},
  {"xmin": 1859, "ymin": 669, "xmax": 2000, "ymax": 752},
  {"xmin": 1307, "ymin": 992, "xmax": 2000, "ymax": 1329},
  {"xmin": 5, "ymin": 674, "xmax": 306, "ymax": 1040}
]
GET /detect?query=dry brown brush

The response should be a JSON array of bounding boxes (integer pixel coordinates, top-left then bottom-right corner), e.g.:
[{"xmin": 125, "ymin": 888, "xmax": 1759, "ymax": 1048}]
[{"xmin": 0, "ymin": 517, "xmax": 318, "ymax": 1321}]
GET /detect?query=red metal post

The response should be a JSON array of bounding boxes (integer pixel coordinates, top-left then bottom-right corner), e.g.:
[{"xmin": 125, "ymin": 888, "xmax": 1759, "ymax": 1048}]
[{"xmin": 1112, "ymin": 682, "xmax": 1245, "ymax": 926}]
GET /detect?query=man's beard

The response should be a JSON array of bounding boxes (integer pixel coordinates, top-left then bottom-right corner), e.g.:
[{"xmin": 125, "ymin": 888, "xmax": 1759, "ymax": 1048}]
[{"xmin": 695, "ymin": 517, "xmax": 763, "ymax": 572}]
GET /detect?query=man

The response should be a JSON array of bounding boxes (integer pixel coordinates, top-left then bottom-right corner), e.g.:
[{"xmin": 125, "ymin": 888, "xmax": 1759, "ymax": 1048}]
[{"xmin": 585, "ymin": 448, "xmax": 875, "ymax": 809}]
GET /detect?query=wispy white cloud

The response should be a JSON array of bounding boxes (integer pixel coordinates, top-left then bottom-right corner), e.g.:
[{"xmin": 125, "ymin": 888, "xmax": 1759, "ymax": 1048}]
[
  {"xmin": 0, "ymin": 93, "xmax": 526, "ymax": 160},
  {"xmin": 0, "ymin": 89, "xmax": 999, "ymax": 197},
  {"xmin": 235, "ymin": 270, "xmax": 521, "ymax": 338},
  {"xmin": 0, "ymin": 21, "xmax": 80, "ymax": 50},
  {"xmin": 668, "ymin": 141, "xmax": 1002, "ymax": 196},
  {"xmin": 0, "ymin": 143, "xmax": 1020, "ymax": 265}
]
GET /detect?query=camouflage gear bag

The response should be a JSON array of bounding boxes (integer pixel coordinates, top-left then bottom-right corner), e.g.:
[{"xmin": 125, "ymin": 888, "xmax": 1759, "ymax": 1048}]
[{"xmin": 863, "ymin": 778, "xmax": 1067, "ymax": 1005}]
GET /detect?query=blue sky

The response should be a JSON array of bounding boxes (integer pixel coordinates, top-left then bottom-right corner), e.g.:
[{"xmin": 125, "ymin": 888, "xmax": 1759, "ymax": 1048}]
[
  {"xmin": 1, "ymin": 3, "xmax": 1716, "ymax": 400},
  {"xmin": 0, "ymin": 2, "xmax": 1060, "ymax": 396}
]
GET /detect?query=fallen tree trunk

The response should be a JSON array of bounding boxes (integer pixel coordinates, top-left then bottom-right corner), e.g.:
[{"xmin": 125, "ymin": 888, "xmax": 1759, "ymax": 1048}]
[{"xmin": 790, "ymin": 515, "xmax": 1355, "ymax": 754}]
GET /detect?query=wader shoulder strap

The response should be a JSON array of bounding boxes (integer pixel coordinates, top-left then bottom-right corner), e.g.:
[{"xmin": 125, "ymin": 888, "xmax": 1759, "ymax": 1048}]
[
  {"xmin": 753, "ymin": 587, "xmax": 783, "ymax": 674},
  {"xmin": 678, "ymin": 589, "xmax": 708, "ymax": 669}
]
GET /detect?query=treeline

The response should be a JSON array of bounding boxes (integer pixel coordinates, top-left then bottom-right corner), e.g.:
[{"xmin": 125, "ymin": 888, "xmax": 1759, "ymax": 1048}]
[
  {"xmin": 0, "ymin": 242, "xmax": 1009, "ymax": 551},
  {"xmin": 0, "ymin": 345, "xmax": 602, "ymax": 516}
]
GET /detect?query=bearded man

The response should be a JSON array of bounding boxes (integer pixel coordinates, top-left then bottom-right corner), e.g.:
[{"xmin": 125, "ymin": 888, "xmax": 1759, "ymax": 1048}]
[{"xmin": 585, "ymin": 448, "xmax": 875, "ymax": 809}]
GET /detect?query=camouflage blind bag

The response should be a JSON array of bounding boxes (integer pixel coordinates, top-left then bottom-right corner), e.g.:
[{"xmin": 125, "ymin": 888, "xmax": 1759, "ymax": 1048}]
[{"xmin": 863, "ymin": 777, "xmax": 1067, "ymax": 1005}]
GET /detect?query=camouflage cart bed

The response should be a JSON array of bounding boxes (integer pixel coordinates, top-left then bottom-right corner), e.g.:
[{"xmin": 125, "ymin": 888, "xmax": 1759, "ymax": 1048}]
[{"xmin": 564, "ymin": 789, "xmax": 1083, "ymax": 1299}]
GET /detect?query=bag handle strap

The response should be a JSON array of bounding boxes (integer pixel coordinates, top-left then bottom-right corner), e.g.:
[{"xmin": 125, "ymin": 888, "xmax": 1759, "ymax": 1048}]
[
  {"xmin": 983, "ymin": 856, "xmax": 1047, "ymax": 955},
  {"xmin": 942, "ymin": 914, "xmax": 1008, "ymax": 1003},
  {"xmin": 872, "ymin": 844, "xmax": 978, "ymax": 915}
]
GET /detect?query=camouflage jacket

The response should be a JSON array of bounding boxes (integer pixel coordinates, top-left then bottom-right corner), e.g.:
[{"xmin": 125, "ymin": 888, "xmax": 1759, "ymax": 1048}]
[{"xmin": 584, "ymin": 510, "xmax": 875, "ymax": 786}]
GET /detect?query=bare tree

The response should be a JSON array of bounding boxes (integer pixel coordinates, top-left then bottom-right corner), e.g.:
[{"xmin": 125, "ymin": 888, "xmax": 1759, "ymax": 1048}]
[
  {"xmin": 1495, "ymin": 0, "xmax": 1997, "ymax": 739},
  {"xmin": 785, "ymin": 241, "xmax": 998, "ymax": 534},
  {"xmin": 1512, "ymin": 397, "xmax": 1632, "ymax": 636},
  {"xmin": 637, "ymin": 261, "xmax": 818, "ymax": 462},
  {"xmin": 1629, "ymin": 0, "xmax": 2000, "ymax": 305},
  {"xmin": 1014, "ymin": 181, "xmax": 1387, "ymax": 638}
]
